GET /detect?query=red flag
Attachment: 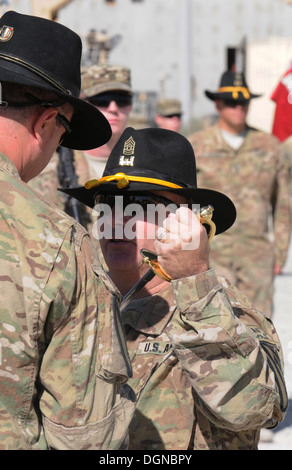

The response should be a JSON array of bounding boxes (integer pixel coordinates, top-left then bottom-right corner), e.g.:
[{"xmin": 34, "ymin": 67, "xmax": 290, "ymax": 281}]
[{"xmin": 271, "ymin": 63, "xmax": 292, "ymax": 141}]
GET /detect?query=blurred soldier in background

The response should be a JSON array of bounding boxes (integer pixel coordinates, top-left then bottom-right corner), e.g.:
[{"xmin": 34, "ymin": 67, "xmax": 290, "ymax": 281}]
[
  {"xmin": 155, "ymin": 98, "xmax": 182, "ymax": 133},
  {"xmin": 189, "ymin": 70, "xmax": 291, "ymax": 317},
  {"xmin": 76, "ymin": 63, "xmax": 133, "ymax": 183},
  {"xmin": 278, "ymin": 136, "xmax": 292, "ymax": 201}
]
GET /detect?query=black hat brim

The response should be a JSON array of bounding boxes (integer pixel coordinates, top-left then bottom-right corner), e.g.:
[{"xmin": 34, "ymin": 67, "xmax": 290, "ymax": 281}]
[
  {"xmin": 60, "ymin": 183, "xmax": 236, "ymax": 236},
  {"xmin": 205, "ymin": 90, "xmax": 261, "ymax": 102},
  {"xmin": 0, "ymin": 59, "xmax": 112, "ymax": 150}
]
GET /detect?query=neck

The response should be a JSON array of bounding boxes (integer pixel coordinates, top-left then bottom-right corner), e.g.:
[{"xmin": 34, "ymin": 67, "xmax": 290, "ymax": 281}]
[
  {"xmin": 218, "ymin": 118, "xmax": 247, "ymax": 135},
  {"xmin": 0, "ymin": 120, "xmax": 30, "ymax": 181},
  {"xmin": 110, "ymin": 266, "xmax": 169, "ymax": 299},
  {"xmin": 84, "ymin": 134, "xmax": 121, "ymax": 158}
]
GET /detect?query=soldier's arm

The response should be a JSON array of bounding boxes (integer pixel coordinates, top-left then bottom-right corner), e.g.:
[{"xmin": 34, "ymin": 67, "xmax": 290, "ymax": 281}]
[
  {"xmin": 272, "ymin": 145, "xmax": 291, "ymax": 269},
  {"xmin": 166, "ymin": 269, "xmax": 287, "ymax": 431},
  {"xmin": 156, "ymin": 207, "xmax": 287, "ymax": 432}
]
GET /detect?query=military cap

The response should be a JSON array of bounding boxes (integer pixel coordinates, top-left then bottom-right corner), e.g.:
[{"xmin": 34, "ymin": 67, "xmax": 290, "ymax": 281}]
[
  {"xmin": 61, "ymin": 127, "xmax": 236, "ymax": 236},
  {"xmin": 81, "ymin": 64, "xmax": 133, "ymax": 98},
  {"xmin": 157, "ymin": 99, "xmax": 182, "ymax": 116},
  {"xmin": 0, "ymin": 11, "xmax": 111, "ymax": 150},
  {"xmin": 205, "ymin": 70, "xmax": 261, "ymax": 102}
]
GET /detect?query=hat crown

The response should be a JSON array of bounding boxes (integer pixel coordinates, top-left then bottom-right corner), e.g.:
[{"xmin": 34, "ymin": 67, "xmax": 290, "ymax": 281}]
[
  {"xmin": 81, "ymin": 63, "xmax": 132, "ymax": 97},
  {"xmin": 219, "ymin": 70, "xmax": 248, "ymax": 89},
  {"xmin": 157, "ymin": 98, "xmax": 182, "ymax": 116},
  {"xmin": 0, "ymin": 11, "xmax": 81, "ymax": 97},
  {"xmin": 104, "ymin": 127, "xmax": 197, "ymax": 189}
]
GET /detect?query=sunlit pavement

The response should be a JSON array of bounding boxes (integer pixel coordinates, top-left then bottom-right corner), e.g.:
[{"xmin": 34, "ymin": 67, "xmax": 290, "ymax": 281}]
[{"xmin": 258, "ymin": 242, "xmax": 292, "ymax": 450}]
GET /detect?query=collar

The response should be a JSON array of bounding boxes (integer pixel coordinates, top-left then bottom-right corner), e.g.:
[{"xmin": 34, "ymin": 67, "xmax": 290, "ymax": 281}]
[
  {"xmin": 92, "ymin": 263, "xmax": 122, "ymax": 298},
  {"xmin": 122, "ymin": 284, "xmax": 176, "ymax": 336},
  {"xmin": 0, "ymin": 152, "xmax": 21, "ymax": 179},
  {"xmin": 214, "ymin": 123, "xmax": 253, "ymax": 150}
]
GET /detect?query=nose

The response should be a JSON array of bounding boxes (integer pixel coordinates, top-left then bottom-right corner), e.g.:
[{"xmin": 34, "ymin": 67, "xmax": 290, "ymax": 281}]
[{"xmin": 107, "ymin": 100, "xmax": 119, "ymax": 111}]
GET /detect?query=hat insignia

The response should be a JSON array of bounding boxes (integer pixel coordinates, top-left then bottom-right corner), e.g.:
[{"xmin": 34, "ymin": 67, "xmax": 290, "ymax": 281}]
[
  {"xmin": 123, "ymin": 136, "xmax": 136, "ymax": 155},
  {"xmin": 234, "ymin": 73, "xmax": 243, "ymax": 86},
  {"xmin": 0, "ymin": 25, "xmax": 14, "ymax": 42},
  {"xmin": 119, "ymin": 136, "xmax": 135, "ymax": 166}
]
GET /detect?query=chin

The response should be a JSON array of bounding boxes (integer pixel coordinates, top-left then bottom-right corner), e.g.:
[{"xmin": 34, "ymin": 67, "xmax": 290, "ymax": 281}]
[{"xmin": 103, "ymin": 243, "xmax": 134, "ymax": 267}]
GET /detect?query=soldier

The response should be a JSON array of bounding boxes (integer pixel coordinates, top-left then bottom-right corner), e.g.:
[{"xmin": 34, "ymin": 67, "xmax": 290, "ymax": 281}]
[
  {"xmin": 155, "ymin": 98, "xmax": 182, "ymax": 133},
  {"xmin": 77, "ymin": 63, "xmax": 134, "ymax": 182},
  {"xmin": 0, "ymin": 11, "xmax": 134, "ymax": 450},
  {"xmin": 188, "ymin": 70, "xmax": 291, "ymax": 317},
  {"xmin": 278, "ymin": 135, "xmax": 292, "ymax": 200},
  {"xmin": 63, "ymin": 127, "xmax": 287, "ymax": 450}
]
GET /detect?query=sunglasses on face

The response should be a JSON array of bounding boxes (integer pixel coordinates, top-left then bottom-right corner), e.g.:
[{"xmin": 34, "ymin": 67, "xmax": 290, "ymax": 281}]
[
  {"xmin": 55, "ymin": 113, "xmax": 72, "ymax": 143},
  {"xmin": 88, "ymin": 93, "xmax": 133, "ymax": 108},
  {"xmin": 222, "ymin": 99, "xmax": 249, "ymax": 108},
  {"xmin": 95, "ymin": 193, "xmax": 184, "ymax": 212},
  {"xmin": 164, "ymin": 114, "xmax": 182, "ymax": 119}
]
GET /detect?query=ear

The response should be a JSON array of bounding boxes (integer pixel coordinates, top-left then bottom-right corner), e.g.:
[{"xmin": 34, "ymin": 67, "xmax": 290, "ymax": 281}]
[
  {"xmin": 155, "ymin": 114, "xmax": 162, "ymax": 126},
  {"xmin": 32, "ymin": 107, "xmax": 59, "ymax": 145},
  {"xmin": 215, "ymin": 99, "xmax": 223, "ymax": 112}
]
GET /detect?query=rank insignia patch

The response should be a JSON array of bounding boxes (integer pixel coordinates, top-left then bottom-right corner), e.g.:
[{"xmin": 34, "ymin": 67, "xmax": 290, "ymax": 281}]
[
  {"xmin": 123, "ymin": 136, "xmax": 136, "ymax": 155},
  {"xmin": 234, "ymin": 73, "xmax": 243, "ymax": 86},
  {"xmin": 0, "ymin": 26, "xmax": 14, "ymax": 42},
  {"xmin": 119, "ymin": 136, "xmax": 136, "ymax": 166}
]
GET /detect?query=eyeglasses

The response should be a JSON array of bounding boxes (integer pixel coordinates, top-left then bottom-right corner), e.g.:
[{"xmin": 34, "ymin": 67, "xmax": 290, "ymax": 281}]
[
  {"xmin": 164, "ymin": 114, "xmax": 182, "ymax": 119},
  {"xmin": 95, "ymin": 193, "xmax": 181, "ymax": 212},
  {"xmin": 222, "ymin": 99, "xmax": 249, "ymax": 108},
  {"xmin": 55, "ymin": 113, "xmax": 72, "ymax": 143},
  {"xmin": 88, "ymin": 93, "xmax": 132, "ymax": 108}
]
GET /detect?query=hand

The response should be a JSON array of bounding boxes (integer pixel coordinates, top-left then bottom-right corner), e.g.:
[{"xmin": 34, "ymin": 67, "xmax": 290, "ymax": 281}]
[{"xmin": 153, "ymin": 206, "xmax": 210, "ymax": 280}]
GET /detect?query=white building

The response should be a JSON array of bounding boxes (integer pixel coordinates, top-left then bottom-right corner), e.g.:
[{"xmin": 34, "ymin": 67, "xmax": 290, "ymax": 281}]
[{"xmin": 2, "ymin": 0, "xmax": 292, "ymax": 131}]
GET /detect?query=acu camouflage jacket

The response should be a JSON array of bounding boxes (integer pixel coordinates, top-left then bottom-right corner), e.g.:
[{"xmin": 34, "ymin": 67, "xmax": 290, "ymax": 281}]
[
  {"xmin": 123, "ymin": 269, "xmax": 287, "ymax": 450},
  {"xmin": 0, "ymin": 153, "xmax": 135, "ymax": 450}
]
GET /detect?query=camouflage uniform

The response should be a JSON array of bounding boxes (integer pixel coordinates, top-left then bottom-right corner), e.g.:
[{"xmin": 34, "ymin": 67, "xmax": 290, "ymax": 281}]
[
  {"xmin": 189, "ymin": 124, "xmax": 291, "ymax": 317},
  {"xmin": 123, "ymin": 269, "xmax": 287, "ymax": 450},
  {"xmin": 278, "ymin": 135, "xmax": 292, "ymax": 198},
  {"xmin": 0, "ymin": 153, "xmax": 135, "ymax": 450}
]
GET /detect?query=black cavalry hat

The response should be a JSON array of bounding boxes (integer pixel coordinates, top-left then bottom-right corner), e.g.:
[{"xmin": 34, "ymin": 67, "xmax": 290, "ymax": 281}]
[
  {"xmin": 0, "ymin": 11, "xmax": 111, "ymax": 150},
  {"xmin": 205, "ymin": 70, "xmax": 261, "ymax": 103},
  {"xmin": 62, "ymin": 127, "xmax": 236, "ymax": 235}
]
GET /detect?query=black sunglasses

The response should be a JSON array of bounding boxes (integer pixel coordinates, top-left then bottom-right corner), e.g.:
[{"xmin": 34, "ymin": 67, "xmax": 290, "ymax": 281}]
[
  {"xmin": 222, "ymin": 99, "xmax": 249, "ymax": 108},
  {"xmin": 95, "ymin": 193, "xmax": 181, "ymax": 212},
  {"xmin": 164, "ymin": 114, "xmax": 182, "ymax": 119},
  {"xmin": 88, "ymin": 93, "xmax": 132, "ymax": 108},
  {"xmin": 55, "ymin": 112, "xmax": 72, "ymax": 143}
]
